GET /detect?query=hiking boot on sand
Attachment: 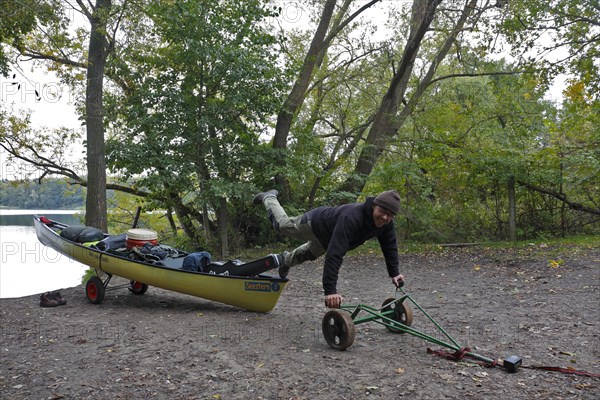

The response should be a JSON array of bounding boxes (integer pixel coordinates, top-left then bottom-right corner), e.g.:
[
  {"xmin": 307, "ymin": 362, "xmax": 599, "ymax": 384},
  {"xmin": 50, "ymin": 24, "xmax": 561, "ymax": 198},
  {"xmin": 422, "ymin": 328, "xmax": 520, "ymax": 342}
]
[
  {"xmin": 52, "ymin": 291, "xmax": 67, "ymax": 306},
  {"xmin": 278, "ymin": 251, "xmax": 291, "ymax": 279},
  {"xmin": 39, "ymin": 292, "xmax": 59, "ymax": 308},
  {"xmin": 252, "ymin": 189, "xmax": 278, "ymax": 205}
]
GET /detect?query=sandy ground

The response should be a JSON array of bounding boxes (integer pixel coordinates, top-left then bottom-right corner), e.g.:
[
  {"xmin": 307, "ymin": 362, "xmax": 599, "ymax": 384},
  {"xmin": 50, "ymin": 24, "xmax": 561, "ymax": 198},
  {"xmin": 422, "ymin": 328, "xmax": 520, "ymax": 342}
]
[{"xmin": 1, "ymin": 244, "xmax": 599, "ymax": 399}]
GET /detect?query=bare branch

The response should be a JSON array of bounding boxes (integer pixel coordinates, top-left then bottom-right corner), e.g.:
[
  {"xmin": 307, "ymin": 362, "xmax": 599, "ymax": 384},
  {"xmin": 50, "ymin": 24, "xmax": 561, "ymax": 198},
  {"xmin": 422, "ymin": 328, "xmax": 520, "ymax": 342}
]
[
  {"xmin": 323, "ymin": 0, "xmax": 382, "ymax": 48},
  {"xmin": 21, "ymin": 49, "xmax": 86, "ymax": 69},
  {"xmin": 428, "ymin": 70, "xmax": 530, "ymax": 87},
  {"xmin": 75, "ymin": 0, "xmax": 93, "ymax": 21},
  {"xmin": 518, "ymin": 180, "xmax": 600, "ymax": 216}
]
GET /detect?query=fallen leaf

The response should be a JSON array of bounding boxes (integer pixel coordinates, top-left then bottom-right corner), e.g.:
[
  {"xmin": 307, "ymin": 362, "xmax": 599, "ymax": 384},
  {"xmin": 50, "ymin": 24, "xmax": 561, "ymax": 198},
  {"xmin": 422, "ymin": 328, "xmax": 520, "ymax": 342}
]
[
  {"xmin": 548, "ymin": 259, "xmax": 564, "ymax": 268},
  {"xmin": 575, "ymin": 383, "xmax": 591, "ymax": 390},
  {"xmin": 438, "ymin": 373, "xmax": 453, "ymax": 381}
]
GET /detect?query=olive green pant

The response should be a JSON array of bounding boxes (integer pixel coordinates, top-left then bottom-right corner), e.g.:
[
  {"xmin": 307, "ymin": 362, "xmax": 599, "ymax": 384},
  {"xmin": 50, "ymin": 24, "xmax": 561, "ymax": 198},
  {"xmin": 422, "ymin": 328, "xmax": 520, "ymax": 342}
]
[{"xmin": 263, "ymin": 196, "xmax": 326, "ymax": 267}]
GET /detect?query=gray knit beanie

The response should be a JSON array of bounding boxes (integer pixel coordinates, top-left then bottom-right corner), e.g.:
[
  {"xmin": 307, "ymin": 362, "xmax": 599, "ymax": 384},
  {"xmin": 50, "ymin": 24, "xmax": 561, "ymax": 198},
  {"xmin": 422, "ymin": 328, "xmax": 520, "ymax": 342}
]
[{"xmin": 373, "ymin": 190, "xmax": 400, "ymax": 215}]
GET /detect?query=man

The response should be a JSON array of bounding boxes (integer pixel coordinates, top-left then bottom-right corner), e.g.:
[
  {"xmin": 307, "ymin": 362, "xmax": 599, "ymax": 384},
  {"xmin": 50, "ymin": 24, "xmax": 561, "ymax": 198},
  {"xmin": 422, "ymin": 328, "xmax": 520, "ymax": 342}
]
[{"xmin": 253, "ymin": 189, "xmax": 404, "ymax": 308}]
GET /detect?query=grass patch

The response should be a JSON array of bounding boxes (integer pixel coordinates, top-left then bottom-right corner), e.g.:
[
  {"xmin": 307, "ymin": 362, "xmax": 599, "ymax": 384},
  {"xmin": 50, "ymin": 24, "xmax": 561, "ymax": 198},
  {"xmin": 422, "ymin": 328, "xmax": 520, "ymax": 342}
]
[{"xmin": 348, "ymin": 235, "xmax": 599, "ymax": 258}]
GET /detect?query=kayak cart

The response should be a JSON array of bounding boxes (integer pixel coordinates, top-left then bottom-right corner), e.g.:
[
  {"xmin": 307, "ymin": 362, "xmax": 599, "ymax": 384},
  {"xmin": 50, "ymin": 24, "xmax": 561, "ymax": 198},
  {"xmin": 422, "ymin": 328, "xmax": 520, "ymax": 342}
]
[{"xmin": 321, "ymin": 283, "xmax": 522, "ymax": 373}]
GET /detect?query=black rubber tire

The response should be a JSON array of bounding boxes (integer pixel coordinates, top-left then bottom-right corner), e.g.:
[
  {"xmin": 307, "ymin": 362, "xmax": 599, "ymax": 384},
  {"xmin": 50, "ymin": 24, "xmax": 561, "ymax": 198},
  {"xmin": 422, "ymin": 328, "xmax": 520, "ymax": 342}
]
[
  {"xmin": 322, "ymin": 310, "xmax": 356, "ymax": 350},
  {"xmin": 381, "ymin": 297, "xmax": 413, "ymax": 333},
  {"xmin": 129, "ymin": 281, "xmax": 149, "ymax": 295}
]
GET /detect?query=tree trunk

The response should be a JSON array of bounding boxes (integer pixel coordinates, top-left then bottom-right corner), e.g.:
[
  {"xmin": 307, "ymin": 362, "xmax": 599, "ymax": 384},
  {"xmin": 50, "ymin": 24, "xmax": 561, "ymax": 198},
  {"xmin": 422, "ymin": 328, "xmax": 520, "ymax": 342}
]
[
  {"xmin": 339, "ymin": 0, "xmax": 484, "ymax": 195},
  {"xmin": 272, "ymin": 0, "xmax": 337, "ymax": 195},
  {"xmin": 272, "ymin": 0, "xmax": 337, "ymax": 147},
  {"xmin": 166, "ymin": 208, "xmax": 178, "ymax": 236},
  {"xmin": 84, "ymin": 0, "xmax": 111, "ymax": 231},
  {"xmin": 219, "ymin": 197, "xmax": 228, "ymax": 257},
  {"xmin": 339, "ymin": 0, "xmax": 443, "ymax": 194},
  {"xmin": 508, "ymin": 176, "xmax": 517, "ymax": 241},
  {"xmin": 559, "ymin": 160, "xmax": 566, "ymax": 237},
  {"xmin": 271, "ymin": 0, "xmax": 385, "ymax": 199},
  {"xmin": 167, "ymin": 191, "xmax": 197, "ymax": 240}
]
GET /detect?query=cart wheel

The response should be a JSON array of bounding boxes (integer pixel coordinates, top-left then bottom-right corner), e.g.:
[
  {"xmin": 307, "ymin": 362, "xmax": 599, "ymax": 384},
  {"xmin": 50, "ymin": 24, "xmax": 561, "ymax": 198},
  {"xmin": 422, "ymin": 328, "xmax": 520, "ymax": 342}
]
[
  {"xmin": 381, "ymin": 297, "xmax": 413, "ymax": 333},
  {"xmin": 129, "ymin": 281, "xmax": 148, "ymax": 295},
  {"xmin": 86, "ymin": 276, "xmax": 105, "ymax": 304},
  {"xmin": 322, "ymin": 310, "xmax": 356, "ymax": 350}
]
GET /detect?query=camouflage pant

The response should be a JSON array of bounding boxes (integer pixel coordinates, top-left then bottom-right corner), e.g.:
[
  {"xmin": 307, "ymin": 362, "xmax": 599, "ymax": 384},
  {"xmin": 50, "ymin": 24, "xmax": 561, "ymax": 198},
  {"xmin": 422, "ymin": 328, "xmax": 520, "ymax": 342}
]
[{"xmin": 263, "ymin": 196, "xmax": 326, "ymax": 267}]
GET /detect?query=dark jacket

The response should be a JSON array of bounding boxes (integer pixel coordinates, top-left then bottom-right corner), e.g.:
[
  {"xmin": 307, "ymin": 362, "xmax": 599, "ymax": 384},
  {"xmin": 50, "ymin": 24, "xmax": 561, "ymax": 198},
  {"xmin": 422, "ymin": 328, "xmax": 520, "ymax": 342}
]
[{"xmin": 306, "ymin": 197, "xmax": 400, "ymax": 295}]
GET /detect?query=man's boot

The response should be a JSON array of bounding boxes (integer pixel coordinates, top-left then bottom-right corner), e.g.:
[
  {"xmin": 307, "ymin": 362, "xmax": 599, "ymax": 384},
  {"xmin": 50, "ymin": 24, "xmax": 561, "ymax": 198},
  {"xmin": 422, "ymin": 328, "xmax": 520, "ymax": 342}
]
[
  {"xmin": 252, "ymin": 189, "xmax": 279, "ymax": 205},
  {"xmin": 278, "ymin": 251, "xmax": 291, "ymax": 278}
]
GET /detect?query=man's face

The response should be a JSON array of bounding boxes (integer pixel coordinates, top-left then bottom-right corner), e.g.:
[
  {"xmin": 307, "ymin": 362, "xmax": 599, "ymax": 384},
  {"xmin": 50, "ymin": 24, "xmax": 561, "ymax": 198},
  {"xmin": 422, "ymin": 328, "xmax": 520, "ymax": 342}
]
[{"xmin": 373, "ymin": 205, "xmax": 395, "ymax": 228}]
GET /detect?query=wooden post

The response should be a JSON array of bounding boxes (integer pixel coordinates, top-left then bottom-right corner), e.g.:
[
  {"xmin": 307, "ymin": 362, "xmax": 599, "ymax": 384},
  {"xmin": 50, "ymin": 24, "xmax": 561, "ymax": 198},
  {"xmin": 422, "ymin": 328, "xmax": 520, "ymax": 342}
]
[{"xmin": 508, "ymin": 176, "xmax": 517, "ymax": 242}]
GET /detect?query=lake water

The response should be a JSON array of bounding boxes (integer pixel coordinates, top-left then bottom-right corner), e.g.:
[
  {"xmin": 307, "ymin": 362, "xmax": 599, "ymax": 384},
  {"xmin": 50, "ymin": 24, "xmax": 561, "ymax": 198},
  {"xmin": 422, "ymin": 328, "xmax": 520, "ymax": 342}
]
[{"xmin": 0, "ymin": 210, "xmax": 89, "ymax": 298}]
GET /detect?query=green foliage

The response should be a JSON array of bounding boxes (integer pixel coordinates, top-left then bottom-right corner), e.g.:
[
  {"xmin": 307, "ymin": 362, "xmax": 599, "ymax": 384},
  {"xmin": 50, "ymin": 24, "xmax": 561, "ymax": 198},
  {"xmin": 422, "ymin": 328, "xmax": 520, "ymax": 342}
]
[
  {"xmin": 104, "ymin": 0, "xmax": 287, "ymax": 250},
  {"xmin": 367, "ymin": 57, "xmax": 599, "ymax": 242},
  {"xmin": 500, "ymin": 0, "xmax": 600, "ymax": 96},
  {"xmin": 0, "ymin": 0, "xmax": 58, "ymax": 75}
]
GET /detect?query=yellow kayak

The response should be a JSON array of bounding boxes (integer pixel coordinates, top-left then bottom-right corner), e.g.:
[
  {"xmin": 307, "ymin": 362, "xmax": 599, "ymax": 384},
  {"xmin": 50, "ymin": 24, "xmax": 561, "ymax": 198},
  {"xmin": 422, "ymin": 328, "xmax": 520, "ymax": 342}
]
[{"xmin": 34, "ymin": 216, "xmax": 287, "ymax": 312}]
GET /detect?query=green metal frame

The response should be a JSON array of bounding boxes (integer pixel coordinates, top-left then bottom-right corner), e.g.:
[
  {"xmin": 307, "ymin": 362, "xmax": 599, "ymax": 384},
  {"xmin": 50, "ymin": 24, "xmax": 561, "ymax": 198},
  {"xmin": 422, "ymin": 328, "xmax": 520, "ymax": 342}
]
[{"xmin": 340, "ymin": 288, "xmax": 497, "ymax": 366}]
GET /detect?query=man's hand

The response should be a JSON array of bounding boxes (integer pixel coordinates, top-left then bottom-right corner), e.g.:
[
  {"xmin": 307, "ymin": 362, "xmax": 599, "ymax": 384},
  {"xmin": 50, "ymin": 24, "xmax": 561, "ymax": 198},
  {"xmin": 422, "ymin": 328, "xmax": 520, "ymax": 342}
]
[
  {"xmin": 391, "ymin": 274, "xmax": 404, "ymax": 288},
  {"xmin": 325, "ymin": 294, "xmax": 343, "ymax": 308}
]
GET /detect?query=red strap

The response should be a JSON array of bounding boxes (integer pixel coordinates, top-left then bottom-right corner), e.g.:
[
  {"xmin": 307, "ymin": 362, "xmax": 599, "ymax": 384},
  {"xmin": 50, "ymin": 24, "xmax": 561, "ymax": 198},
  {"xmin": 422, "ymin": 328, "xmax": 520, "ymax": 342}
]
[
  {"xmin": 427, "ymin": 347, "xmax": 497, "ymax": 368},
  {"xmin": 427, "ymin": 347, "xmax": 600, "ymax": 377},
  {"xmin": 523, "ymin": 365, "xmax": 600, "ymax": 378},
  {"xmin": 427, "ymin": 347, "xmax": 471, "ymax": 361}
]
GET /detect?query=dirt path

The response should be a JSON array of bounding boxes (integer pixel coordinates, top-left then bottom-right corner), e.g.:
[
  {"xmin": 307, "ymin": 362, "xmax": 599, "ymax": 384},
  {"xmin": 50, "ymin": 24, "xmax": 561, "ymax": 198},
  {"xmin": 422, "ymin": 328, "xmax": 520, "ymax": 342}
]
[{"xmin": 1, "ymin": 244, "xmax": 599, "ymax": 399}]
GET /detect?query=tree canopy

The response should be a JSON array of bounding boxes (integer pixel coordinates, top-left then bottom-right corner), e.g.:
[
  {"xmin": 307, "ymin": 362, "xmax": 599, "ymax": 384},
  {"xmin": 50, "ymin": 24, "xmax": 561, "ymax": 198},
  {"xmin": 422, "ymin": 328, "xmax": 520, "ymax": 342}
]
[{"xmin": 1, "ymin": 0, "xmax": 598, "ymax": 253}]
